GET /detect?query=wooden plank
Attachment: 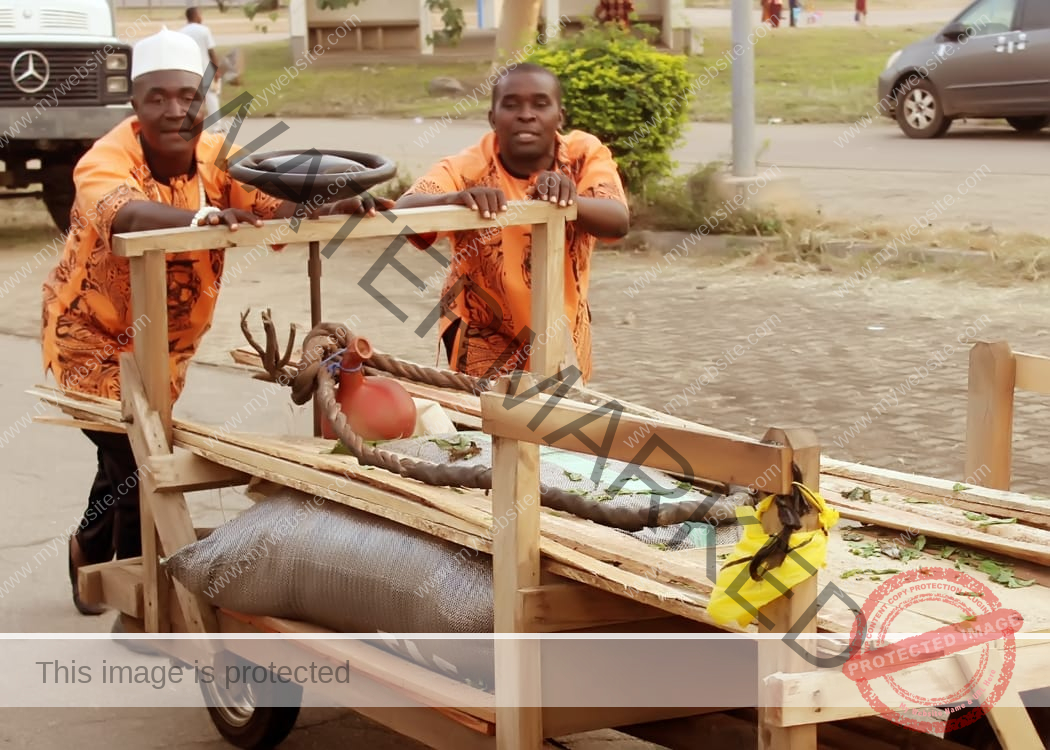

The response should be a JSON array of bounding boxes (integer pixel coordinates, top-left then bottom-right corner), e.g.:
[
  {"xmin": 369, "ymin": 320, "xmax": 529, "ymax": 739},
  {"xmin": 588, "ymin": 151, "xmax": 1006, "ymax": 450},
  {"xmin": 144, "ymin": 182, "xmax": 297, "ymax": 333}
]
[
  {"xmin": 113, "ymin": 201, "xmax": 577, "ymax": 257},
  {"xmin": 820, "ymin": 459, "xmax": 1050, "ymax": 529},
  {"xmin": 518, "ymin": 582, "xmax": 668, "ymax": 632},
  {"xmin": 480, "ymin": 389, "xmax": 792, "ymax": 493},
  {"xmin": 149, "ymin": 450, "xmax": 252, "ymax": 492},
  {"xmin": 543, "ymin": 707, "xmax": 725, "ymax": 738},
  {"xmin": 31, "ymin": 415, "xmax": 126, "ymax": 434},
  {"xmin": 218, "ymin": 610, "xmax": 497, "ymax": 724},
  {"xmin": 1015, "ymin": 351, "xmax": 1050, "ymax": 395},
  {"xmin": 965, "ymin": 341, "xmax": 1016, "ymax": 490},
  {"xmin": 491, "ymin": 434, "xmax": 544, "ymax": 749},
  {"xmin": 174, "ymin": 430, "xmax": 492, "ymax": 546},
  {"xmin": 830, "ymin": 493, "xmax": 1050, "ymax": 567}
]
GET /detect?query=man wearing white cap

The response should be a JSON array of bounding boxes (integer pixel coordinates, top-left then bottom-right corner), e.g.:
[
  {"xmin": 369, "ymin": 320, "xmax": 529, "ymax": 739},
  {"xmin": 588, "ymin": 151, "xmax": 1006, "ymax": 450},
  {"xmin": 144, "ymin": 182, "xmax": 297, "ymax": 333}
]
[{"xmin": 41, "ymin": 28, "xmax": 389, "ymax": 625}]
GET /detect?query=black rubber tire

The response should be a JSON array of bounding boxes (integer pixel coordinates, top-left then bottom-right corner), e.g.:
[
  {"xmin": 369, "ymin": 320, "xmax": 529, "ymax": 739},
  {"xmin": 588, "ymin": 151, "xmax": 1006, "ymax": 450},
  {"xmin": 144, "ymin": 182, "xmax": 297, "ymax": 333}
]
[
  {"xmin": 42, "ymin": 172, "xmax": 75, "ymax": 235},
  {"xmin": 895, "ymin": 80, "xmax": 952, "ymax": 139},
  {"xmin": 200, "ymin": 655, "xmax": 303, "ymax": 750},
  {"xmin": 1006, "ymin": 115, "xmax": 1050, "ymax": 133},
  {"xmin": 41, "ymin": 149, "xmax": 87, "ymax": 236},
  {"xmin": 944, "ymin": 705, "xmax": 1050, "ymax": 749}
]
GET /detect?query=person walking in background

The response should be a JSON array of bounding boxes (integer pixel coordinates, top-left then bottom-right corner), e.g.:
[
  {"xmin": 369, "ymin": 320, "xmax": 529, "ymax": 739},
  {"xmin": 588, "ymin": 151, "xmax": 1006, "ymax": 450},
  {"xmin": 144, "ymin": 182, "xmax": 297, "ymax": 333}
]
[
  {"xmin": 855, "ymin": 0, "xmax": 867, "ymax": 24},
  {"xmin": 179, "ymin": 7, "xmax": 223, "ymax": 130},
  {"xmin": 596, "ymin": 0, "xmax": 635, "ymax": 27}
]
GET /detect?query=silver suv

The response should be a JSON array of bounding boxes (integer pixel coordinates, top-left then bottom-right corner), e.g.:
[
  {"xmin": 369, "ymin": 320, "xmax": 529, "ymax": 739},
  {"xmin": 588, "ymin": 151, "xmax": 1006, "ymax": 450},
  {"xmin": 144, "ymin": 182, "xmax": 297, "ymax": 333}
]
[{"xmin": 877, "ymin": 0, "xmax": 1050, "ymax": 138}]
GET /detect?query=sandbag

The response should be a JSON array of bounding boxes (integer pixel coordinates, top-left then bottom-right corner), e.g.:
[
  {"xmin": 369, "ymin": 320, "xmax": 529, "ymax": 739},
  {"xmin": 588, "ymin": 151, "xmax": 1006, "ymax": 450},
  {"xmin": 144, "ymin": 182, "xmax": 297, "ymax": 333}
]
[{"xmin": 165, "ymin": 489, "xmax": 496, "ymax": 686}]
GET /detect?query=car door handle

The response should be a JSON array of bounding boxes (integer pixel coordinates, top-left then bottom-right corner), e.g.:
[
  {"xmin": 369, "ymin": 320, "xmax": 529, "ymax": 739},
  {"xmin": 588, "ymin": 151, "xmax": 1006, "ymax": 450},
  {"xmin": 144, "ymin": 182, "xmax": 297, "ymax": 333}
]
[
  {"xmin": 996, "ymin": 35, "xmax": 1007, "ymax": 52},
  {"xmin": 1017, "ymin": 32, "xmax": 1027, "ymax": 51}
]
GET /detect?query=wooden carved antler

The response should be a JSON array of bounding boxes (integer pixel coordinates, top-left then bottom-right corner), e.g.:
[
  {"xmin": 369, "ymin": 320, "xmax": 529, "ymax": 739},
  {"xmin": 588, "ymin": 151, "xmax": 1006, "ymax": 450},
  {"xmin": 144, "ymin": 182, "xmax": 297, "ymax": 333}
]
[{"xmin": 240, "ymin": 307, "xmax": 297, "ymax": 381}]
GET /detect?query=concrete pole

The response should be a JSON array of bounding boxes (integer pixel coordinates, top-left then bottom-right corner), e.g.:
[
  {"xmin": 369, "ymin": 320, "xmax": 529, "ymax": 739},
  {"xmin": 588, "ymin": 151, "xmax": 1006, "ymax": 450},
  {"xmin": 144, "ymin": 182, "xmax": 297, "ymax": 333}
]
[{"xmin": 731, "ymin": 0, "xmax": 756, "ymax": 178}]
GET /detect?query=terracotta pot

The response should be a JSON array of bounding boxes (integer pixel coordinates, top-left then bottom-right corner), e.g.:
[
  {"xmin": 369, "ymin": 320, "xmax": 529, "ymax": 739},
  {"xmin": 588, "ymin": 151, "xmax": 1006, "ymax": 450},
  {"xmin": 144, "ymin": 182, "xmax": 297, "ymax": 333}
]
[{"xmin": 320, "ymin": 336, "xmax": 418, "ymax": 442}]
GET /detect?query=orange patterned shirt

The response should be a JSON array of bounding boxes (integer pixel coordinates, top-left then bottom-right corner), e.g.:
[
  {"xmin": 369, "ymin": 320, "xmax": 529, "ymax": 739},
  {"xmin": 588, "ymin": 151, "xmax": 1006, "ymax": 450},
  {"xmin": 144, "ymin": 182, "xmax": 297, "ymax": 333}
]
[
  {"xmin": 404, "ymin": 129, "xmax": 627, "ymax": 383},
  {"xmin": 41, "ymin": 116, "xmax": 284, "ymax": 402}
]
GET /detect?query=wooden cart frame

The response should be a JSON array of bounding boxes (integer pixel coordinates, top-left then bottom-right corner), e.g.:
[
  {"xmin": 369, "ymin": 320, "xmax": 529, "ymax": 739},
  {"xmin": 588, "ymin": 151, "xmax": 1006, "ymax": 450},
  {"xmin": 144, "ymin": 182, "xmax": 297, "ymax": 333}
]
[{"xmin": 44, "ymin": 202, "xmax": 1049, "ymax": 750}]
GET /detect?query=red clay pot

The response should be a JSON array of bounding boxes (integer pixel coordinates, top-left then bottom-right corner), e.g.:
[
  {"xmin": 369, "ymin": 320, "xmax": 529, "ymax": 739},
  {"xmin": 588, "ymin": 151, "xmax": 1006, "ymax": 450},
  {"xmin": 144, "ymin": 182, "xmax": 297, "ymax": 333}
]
[{"xmin": 320, "ymin": 335, "xmax": 417, "ymax": 442}]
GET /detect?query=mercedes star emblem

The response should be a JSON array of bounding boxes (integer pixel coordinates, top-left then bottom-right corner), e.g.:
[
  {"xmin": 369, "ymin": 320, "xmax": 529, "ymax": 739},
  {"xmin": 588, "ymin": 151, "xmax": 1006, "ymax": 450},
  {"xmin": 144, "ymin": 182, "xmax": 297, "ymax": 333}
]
[{"xmin": 11, "ymin": 50, "xmax": 50, "ymax": 95}]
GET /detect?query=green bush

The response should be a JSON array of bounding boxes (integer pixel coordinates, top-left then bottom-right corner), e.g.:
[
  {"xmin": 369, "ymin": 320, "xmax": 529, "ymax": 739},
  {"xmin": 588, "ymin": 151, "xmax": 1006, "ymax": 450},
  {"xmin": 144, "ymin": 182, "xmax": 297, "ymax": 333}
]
[
  {"xmin": 631, "ymin": 162, "xmax": 782, "ymax": 235},
  {"xmin": 528, "ymin": 21, "xmax": 695, "ymax": 193}
]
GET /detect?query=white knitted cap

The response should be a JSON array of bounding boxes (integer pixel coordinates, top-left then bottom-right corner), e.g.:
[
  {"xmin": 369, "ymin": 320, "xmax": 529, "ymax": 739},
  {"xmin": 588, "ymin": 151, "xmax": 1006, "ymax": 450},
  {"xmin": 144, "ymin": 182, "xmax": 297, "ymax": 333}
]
[{"xmin": 131, "ymin": 26, "xmax": 204, "ymax": 81}]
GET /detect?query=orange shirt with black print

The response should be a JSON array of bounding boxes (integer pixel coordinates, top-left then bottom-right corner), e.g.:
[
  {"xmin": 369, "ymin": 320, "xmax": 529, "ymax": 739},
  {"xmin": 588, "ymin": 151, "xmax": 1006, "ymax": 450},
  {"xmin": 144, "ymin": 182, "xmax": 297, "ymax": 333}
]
[
  {"xmin": 403, "ymin": 129, "xmax": 628, "ymax": 384},
  {"xmin": 41, "ymin": 116, "xmax": 285, "ymax": 403}
]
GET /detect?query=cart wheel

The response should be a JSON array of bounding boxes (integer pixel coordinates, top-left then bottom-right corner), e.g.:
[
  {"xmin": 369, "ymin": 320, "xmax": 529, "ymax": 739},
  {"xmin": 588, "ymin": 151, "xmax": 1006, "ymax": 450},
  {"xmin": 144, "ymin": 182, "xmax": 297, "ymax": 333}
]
[{"xmin": 200, "ymin": 656, "xmax": 303, "ymax": 750}]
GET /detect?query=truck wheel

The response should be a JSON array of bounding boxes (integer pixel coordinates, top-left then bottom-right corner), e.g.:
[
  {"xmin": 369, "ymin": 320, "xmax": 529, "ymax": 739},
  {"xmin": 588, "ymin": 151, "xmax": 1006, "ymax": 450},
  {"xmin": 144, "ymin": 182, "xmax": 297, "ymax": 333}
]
[
  {"xmin": 199, "ymin": 654, "xmax": 302, "ymax": 750},
  {"xmin": 42, "ymin": 154, "xmax": 82, "ymax": 236},
  {"xmin": 895, "ymin": 80, "xmax": 952, "ymax": 139}
]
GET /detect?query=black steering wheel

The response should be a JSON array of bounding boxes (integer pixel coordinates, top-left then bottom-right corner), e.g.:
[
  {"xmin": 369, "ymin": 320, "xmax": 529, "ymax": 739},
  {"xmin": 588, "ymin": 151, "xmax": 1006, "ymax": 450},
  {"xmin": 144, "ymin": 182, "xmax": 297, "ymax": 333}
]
[{"xmin": 228, "ymin": 149, "xmax": 398, "ymax": 204}]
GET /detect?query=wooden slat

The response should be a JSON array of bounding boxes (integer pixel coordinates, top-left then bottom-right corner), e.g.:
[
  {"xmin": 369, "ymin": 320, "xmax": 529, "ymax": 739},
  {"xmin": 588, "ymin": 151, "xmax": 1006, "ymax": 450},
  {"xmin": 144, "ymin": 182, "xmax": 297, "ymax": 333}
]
[
  {"xmin": 1015, "ymin": 351, "xmax": 1050, "ymax": 395},
  {"xmin": 518, "ymin": 582, "xmax": 668, "ymax": 632},
  {"xmin": 831, "ymin": 493, "xmax": 1050, "ymax": 567},
  {"xmin": 113, "ymin": 201, "xmax": 577, "ymax": 257},
  {"xmin": 954, "ymin": 650, "xmax": 1044, "ymax": 750},
  {"xmin": 32, "ymin": 415, "xmax": 125, "ymax": 433},
  {"xmin": 965, "ymin": 341, "xmax": 1016, "ymax": 490},
  {"xmin": 480, "ymin": 389, "xmax": 792, "ymax": 492},
  {"xmin": 149, "ymin": 449, "xmax": 252, "ymax": 492},
  {"xmin": 821, "ymin": 458, "xmax": 1050, "ymax": 529},
  {"xmin": 129, "ymin": 252, "xmax": 172, "ymax": 443}
]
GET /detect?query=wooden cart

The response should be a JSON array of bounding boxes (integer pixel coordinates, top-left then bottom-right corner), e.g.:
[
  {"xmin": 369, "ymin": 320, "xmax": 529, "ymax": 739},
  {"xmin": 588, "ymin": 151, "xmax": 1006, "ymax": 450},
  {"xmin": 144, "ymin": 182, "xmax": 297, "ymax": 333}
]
[{"xmin": 33, "ymin": 202, "xmax": 1050, "ymax": 750}]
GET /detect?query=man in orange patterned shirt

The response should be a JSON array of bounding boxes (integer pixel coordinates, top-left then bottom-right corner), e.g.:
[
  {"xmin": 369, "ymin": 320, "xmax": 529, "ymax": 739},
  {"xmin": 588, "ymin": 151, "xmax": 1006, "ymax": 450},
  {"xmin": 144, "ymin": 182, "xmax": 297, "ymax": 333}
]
[
  {"xmin": 43, "ymin": 29, "xmax": 385, "ymax": 618},
  {"xmin": 395, "ymin": 63, "xmax": 630, "ymax": 383}
]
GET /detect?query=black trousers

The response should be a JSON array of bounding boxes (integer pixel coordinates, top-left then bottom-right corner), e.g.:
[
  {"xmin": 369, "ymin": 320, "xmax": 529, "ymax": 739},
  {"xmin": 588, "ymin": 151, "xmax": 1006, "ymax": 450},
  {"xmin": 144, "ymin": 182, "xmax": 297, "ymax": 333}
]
[{"xmin": 75, "ymin": 430, "xmax": 142, "ymax": 564}]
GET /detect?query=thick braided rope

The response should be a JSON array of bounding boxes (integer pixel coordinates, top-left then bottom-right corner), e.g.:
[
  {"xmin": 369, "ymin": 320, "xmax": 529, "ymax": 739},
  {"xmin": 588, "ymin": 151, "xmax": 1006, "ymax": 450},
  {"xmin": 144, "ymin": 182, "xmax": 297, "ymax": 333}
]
[
  {"xmin": 251, "ymin": 320, "xmax": 741, "ymax": 531},
  {"xmin": 315, "ymin": 368, "xmax": 739, "ymax": 531}
]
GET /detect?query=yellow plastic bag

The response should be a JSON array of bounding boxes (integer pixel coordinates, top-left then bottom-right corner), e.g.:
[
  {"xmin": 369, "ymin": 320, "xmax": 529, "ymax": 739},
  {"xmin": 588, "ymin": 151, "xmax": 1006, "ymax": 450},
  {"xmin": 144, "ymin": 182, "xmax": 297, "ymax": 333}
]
[{"xmin": 708, "ymin": 484, "xmax": 839, "ymax": 629}]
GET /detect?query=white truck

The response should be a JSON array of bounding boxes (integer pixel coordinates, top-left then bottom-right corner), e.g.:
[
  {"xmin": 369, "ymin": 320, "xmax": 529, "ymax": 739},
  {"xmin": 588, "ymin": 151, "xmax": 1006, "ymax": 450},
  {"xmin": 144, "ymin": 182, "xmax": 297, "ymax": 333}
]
[{"xmin": 0, "ymin": 0, "xmax": 134, "ymax": 233}]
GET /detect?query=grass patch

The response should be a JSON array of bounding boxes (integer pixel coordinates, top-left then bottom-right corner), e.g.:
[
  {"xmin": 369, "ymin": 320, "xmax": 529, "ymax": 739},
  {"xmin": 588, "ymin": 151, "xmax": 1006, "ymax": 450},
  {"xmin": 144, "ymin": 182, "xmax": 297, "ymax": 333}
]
[
  {"xmin": 631, "ymin": 163, "xmax": 782, "ymax": 235},
  {"xmin": 683, "ymin": 24, "xmax": 939, "ymax": 123},
  {"xmin": 221, "ymin": 25, "xmax": 939, "ymax": 123}
]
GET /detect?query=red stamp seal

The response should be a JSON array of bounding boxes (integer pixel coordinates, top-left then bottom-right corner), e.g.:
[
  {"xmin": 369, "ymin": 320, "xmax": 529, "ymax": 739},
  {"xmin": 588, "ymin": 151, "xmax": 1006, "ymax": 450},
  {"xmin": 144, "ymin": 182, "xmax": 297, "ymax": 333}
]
[{"xmin": 841, "ymin": 567, "xmax": 1023, "ymax": 733}]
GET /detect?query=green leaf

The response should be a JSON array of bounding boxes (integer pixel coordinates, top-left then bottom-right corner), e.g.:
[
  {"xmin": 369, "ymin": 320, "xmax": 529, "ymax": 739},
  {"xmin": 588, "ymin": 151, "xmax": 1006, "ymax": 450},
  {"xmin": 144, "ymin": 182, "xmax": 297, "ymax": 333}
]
[
  {"xmin": 563, "ymin": 471, "xmax": 584, "ymax": 482},
  {"xmin": 940, "ymin": 545, "xmax": 957, "ymax": 559},
  {"xmin": 953, "ymin": 483, "xmax": 970, "ymax": 492},
  {"xmin": 977, "ymin": 517, "xmax": 1018, "ymax": 527},
  {"xmin": 965, "ymin": 511, "xmax": 990, "ymax": 522},
  {"xmin": 1007, "ymin": 577, "xmax": 1036, "ymax": 588},
  {"xmin": 902, "ymin": 497, "xmax": 933, "ymax": 504},
  {"xmin": 841, "ymin": 532, "xmax": 865, "ymax": 542},
  {"xmin": 842, "ymin": 487, "xmax": 872, "ymax": 503},
  {"xmin": 914, "ymin": 535, "xmax": 927, "ymax": 552}
]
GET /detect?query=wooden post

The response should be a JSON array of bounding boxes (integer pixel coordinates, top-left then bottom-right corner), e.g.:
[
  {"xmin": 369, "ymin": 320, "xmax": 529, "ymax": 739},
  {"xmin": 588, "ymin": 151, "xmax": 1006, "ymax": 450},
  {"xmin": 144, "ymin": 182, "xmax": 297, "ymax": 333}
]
[
  {"xmin": 529, "ymin": 214, "xmax": 567, "ymax": 379},
  {"xmin": 491, "ymin": 372, "xmax": 544, "ymax": 749},
  {"xmin": 757, "ymin": 428, "xmax": 822, "ymax": 750},
  {"xmin": 309, "ymin": 240, "xmax": 323, "ymax": 438},
  {"xmin": 965, "ymin": 341, "xmax": 1016, "ymax": 490},
  {"xmin": 124, "ymin": 249, "xmax": 218, "ymax": 636}
]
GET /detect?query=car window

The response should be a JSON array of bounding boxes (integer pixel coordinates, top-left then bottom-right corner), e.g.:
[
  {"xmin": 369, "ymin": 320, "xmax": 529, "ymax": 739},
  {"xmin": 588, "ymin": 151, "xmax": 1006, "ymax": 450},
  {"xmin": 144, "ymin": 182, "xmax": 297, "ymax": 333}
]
[
  {"xmin": 958, "ymin": 0, "xmax": 1020, "ymax": 33},
  {"xmin": 1020, "ymin": 0, "xmax": 1050, "ymax": 29}
]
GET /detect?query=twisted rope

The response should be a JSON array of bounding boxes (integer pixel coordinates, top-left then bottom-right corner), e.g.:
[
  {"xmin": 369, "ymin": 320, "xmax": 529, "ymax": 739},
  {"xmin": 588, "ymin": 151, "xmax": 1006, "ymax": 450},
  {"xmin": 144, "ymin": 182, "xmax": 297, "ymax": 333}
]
[{"xmin": 244, "ymin": 313, "xmax": 743, "ymax": 532}]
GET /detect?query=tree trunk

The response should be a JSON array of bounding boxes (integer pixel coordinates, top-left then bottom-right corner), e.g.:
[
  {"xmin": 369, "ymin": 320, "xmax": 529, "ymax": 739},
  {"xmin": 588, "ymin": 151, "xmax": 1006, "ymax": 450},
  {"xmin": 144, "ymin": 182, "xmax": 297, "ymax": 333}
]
[{"xmin": 494, "ymin": 0, "xmax": 543, "ymax": 60}]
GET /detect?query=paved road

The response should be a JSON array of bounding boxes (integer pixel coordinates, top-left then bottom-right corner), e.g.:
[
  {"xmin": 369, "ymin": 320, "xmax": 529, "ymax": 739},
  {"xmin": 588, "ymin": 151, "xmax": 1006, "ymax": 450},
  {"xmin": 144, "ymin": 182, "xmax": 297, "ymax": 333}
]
[{"xmin": 223, "ymin": 117, "xmax": 1050, "ymax": 235}]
